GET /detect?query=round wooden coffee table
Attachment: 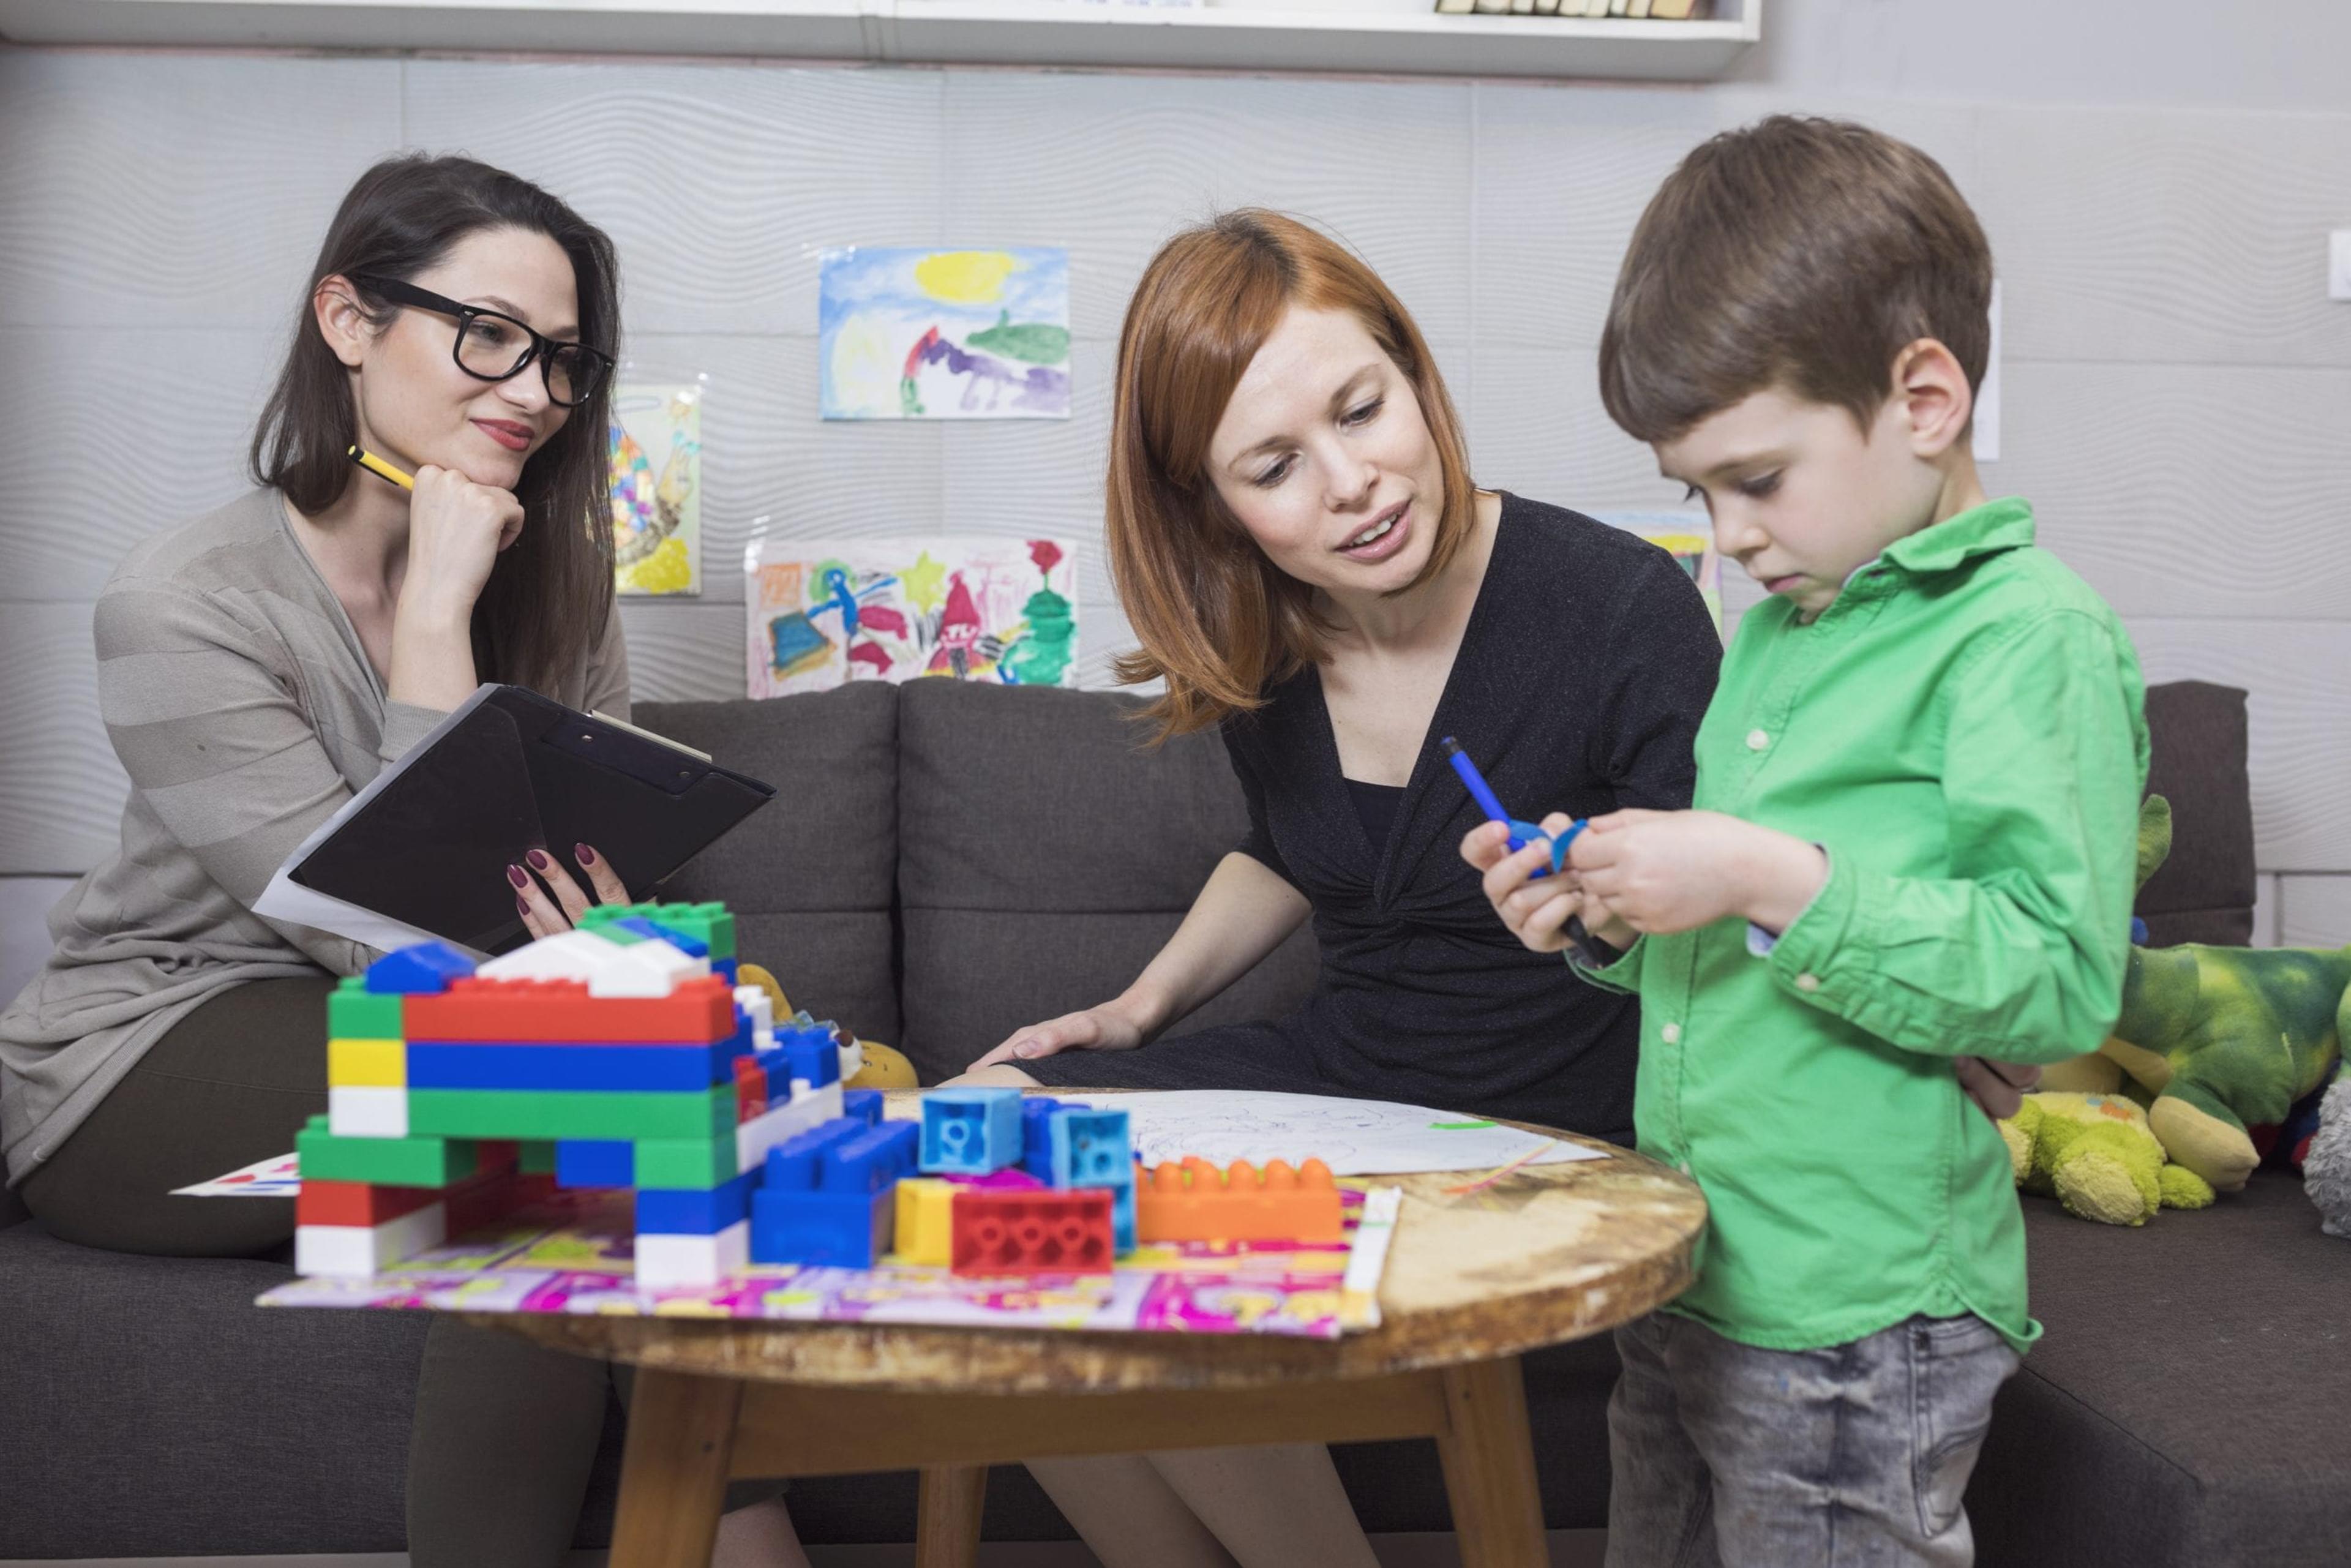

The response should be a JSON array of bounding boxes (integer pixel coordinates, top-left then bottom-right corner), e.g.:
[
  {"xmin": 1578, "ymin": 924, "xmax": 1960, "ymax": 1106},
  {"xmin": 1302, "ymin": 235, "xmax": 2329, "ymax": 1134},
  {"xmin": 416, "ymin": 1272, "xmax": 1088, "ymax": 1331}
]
[{"xmin": 484, "ymin": 1101, "xmax": 1705, "ymax": 1568}]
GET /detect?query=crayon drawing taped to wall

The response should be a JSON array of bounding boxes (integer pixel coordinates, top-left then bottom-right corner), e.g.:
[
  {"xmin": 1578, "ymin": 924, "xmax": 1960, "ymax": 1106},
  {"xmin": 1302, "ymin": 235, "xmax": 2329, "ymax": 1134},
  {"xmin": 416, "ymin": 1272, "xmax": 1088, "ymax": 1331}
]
[
  {"xmin": 819, "ymin": 247, "xmax": 1070, "ymax": 421},
  {"xmin": 744, "ymin": 536, "xmax": 1078, "ymax": 698}
]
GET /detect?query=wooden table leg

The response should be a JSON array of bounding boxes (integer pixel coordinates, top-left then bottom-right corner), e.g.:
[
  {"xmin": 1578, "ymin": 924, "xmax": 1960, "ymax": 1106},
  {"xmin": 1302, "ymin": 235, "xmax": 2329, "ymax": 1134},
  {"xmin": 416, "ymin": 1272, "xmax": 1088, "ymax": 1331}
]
[
  {"xmin": 915, "ymin": 1463, "xmax": 989, "ymax": 1568},
  {"xmin": 610, "ymin": 1368, "xmax": 745, "ymax": 1568},
  {"xmin": 1434, "ymin": 1356, "xmax": 1548, "ymax": 1568}
]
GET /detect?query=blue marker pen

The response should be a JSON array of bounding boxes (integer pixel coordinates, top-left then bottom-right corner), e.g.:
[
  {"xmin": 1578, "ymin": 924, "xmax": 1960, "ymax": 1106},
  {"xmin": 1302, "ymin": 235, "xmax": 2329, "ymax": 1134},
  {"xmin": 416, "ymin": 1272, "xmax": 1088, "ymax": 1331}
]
[{"xmin": 1439, "ymin": 737, "xmax": 1584, "ymax": 872}]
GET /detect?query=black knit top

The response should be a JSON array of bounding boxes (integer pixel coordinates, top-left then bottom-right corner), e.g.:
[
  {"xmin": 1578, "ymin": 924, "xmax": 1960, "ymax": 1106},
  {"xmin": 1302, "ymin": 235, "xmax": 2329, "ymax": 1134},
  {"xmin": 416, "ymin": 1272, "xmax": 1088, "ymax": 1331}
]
[{"xmin": 1217, "ymin": 493, "xmax": 1719, "ymax": 1141}]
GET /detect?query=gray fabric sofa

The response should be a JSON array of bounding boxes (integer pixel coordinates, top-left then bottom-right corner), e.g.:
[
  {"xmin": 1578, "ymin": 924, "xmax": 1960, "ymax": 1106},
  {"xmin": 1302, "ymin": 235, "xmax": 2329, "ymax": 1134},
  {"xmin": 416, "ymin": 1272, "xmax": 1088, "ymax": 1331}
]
[{"xmin": 2, "ymin": 677, "xmax": 2344, "ymax": 1564}]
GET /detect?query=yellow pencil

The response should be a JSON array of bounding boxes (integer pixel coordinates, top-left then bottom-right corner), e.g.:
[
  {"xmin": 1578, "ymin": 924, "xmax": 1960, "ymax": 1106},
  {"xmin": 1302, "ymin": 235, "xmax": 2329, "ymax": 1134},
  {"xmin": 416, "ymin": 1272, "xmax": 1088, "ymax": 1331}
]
[{"xmin": 347, "ymin": 445, "xmax": 414, "ymax": 491}]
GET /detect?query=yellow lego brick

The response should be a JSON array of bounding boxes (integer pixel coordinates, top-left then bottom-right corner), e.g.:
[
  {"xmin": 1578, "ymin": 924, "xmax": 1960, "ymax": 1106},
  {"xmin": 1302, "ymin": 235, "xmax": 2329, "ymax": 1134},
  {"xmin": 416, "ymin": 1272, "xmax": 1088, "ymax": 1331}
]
[
  {"xmin": 329, "ymin": 1038, "xmax": 406, "ymax": 1088},
  {"xmin": 893, "ymin": 1178, "xmax": 954, "ymax": 1267}
]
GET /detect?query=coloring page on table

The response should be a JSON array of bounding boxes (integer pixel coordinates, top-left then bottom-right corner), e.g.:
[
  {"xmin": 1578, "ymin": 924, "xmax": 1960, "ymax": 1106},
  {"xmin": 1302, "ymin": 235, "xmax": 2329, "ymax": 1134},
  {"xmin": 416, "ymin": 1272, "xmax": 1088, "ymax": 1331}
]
[
  {"xmin": 744, "ymin": 536, "xmax": 1077, "ymax": 697},
  {"xmin": 256, "ymin": 1185, "xmax": 1390, "ymax": 1338},
  {"xmin": 819, "ymin": 247, "xmax": 1070, "ymax": 421},
  {"xmin": 1067, "ymin": 1091, "xmax": 1606, "ymax": 1177},
  {"xmin": 170, "ymin": 1150, "xmax": 302, "ymax": 1197}
]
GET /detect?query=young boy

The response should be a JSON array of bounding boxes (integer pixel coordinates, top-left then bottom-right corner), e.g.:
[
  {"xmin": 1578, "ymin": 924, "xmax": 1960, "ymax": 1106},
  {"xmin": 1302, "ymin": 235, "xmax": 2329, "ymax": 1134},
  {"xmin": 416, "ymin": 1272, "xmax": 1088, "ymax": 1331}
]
[{"xmin": 1466, "ymin": 117, "xmax": 2148, "ymax": 1566}]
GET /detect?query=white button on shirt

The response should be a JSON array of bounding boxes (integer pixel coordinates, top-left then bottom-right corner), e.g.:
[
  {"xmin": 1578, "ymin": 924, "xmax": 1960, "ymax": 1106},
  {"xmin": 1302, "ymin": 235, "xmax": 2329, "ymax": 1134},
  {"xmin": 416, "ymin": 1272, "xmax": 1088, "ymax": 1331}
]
[
  {"xmin": 1660, "ymin": 1022, "xmax": 1682, "ymax": 1045},
  {"xmin": 1746, "ymin": 729, "xmax": 1771, "ymax": 751},
  {"xmin": 1796, "ymin": 972, "xmax": 1821, "ymax": 992}
]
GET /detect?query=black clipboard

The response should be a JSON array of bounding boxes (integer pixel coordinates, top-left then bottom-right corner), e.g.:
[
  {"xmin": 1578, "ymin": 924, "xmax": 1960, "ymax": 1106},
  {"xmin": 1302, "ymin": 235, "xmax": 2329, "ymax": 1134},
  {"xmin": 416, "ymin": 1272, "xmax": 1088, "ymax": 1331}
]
[{"xmin": 278, "ymin": 685, "xmax": 773, "ymax": 955}]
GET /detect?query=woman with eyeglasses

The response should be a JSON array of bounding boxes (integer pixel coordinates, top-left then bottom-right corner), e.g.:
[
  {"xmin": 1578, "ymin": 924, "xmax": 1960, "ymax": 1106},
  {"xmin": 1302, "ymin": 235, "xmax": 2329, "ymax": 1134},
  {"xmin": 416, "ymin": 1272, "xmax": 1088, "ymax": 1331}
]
[{"xmin": 0, "ymin": 155, "xmax": 806, "ymax": 1567}]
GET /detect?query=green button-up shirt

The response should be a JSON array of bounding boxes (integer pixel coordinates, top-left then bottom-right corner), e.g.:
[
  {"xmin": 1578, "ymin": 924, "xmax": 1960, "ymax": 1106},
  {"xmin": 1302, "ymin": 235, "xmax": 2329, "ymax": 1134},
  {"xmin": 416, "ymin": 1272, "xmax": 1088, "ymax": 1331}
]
[{"xmin": 1589, "ymin": 498, "xmax": 2148, "ymax": 1355}]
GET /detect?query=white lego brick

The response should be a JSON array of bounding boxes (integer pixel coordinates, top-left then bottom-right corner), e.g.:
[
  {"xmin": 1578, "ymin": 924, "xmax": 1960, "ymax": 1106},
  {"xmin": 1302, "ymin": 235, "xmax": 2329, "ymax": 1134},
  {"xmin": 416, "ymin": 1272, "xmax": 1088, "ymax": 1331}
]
[
  {"xmin": 476, "ymin": 928, "xmax": 708, "ymax": 997},
  {"xmin": 737, "ymin": 1078, "xmax": 844, "ymax": 1174},
  {"xmin": 838, "ymin": 1037, "xmax": 864, "ymax": 1082},
  {"xmin": 634, "ymin": 1219, "xmax": 749, "ymax": 1289},
  {"xmin": 328, "ymin": 1085, "xmax": 408, "ymax": 1139},
  {"xmin": 295, "ymin": 1202, "xmax": 446, "ymax": 1278},
  {"xmin": 733, "ymin": 984, "xmax": 773, "ymax": 1037}
]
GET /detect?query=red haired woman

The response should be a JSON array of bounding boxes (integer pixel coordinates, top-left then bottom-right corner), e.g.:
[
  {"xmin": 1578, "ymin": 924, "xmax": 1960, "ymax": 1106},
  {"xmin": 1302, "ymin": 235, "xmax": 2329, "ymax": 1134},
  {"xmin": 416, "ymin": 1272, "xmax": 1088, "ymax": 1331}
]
[{"xmin": 956, "ymin": 211, "xmax": 1720, "ymax": 1564}]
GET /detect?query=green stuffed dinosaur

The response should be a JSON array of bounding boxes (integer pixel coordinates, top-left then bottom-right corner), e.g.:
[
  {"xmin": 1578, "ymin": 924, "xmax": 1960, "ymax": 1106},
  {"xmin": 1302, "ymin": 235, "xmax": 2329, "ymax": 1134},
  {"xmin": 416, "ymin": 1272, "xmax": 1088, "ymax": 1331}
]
[{"xmin": 2043, "ymin": 797, "xmax": 2350, "ymax": 1221}]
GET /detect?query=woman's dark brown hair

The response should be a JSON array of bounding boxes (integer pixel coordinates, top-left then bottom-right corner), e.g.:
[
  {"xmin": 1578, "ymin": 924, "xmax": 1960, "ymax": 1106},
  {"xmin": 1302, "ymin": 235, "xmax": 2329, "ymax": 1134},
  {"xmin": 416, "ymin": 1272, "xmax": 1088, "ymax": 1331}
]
[
  {"xmin": 250, "ymin": 153, "xmax": 619, "ymax": 692},
  {"xmin": 1109, "ymin": 209, "xmax": 1477, "ymax": 740}
]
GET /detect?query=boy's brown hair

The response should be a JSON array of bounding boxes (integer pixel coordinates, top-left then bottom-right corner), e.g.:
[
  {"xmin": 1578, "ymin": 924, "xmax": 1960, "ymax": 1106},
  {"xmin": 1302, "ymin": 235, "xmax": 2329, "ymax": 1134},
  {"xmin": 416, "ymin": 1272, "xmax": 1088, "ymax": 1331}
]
[
  {"xmin": 1599, "ymin": 115, "xmax": 1992, "ymax": 443},
  {"xmin": 1108, "ymin": 209, "xmax": 1477, "ymax": 739}
]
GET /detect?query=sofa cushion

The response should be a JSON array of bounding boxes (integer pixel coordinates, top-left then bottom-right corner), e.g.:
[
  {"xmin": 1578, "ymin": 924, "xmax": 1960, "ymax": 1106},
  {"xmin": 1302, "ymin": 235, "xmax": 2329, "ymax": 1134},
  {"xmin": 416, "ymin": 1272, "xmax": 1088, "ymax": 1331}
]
[
  {"xmin": 893, "ymin": 681, "xmax": 1319, "ymax": 1082},
  {"xmin": 0, "ymin": 1221, "xmax": 429, "ymax": 1558},
  {"xmin": 2136, "ymin": 681, "xmax": 2257, "ymax": 947},
  {"xmin": 1968, "ymin": 1172, "xmax": 2351, "ymax": 1567},
  {"xmin": 636, "ymin": 684, "xmax": 901, "ymax": 1046}
]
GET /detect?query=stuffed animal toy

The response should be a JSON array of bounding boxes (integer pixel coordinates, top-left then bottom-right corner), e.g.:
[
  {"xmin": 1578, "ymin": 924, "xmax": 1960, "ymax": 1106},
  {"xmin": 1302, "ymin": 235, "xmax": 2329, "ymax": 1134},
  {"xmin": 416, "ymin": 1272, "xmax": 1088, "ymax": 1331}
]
[
  {"xmin": 2301, "ymin": 1009, "xmax": 2351, "ymax": 1238},
  {"xmin": 2040, "ymin": 798, "xmax": 2350, "ymax": 1231},
  {"xmin": 2000, "ymin": 1091, "xmax": 2214, "ymax": 1225}
]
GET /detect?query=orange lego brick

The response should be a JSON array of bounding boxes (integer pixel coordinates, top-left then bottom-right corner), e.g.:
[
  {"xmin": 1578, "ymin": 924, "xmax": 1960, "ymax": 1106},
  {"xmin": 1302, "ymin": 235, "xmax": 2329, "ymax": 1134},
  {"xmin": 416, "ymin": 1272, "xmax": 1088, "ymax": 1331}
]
[
  {"xmin": 403, "ymin": 974, "xmax": 736, "ymax": 1043},
  {"xmin": 1133, "ymin": 1157, "xmax": 1344, "ymax": 1245}
]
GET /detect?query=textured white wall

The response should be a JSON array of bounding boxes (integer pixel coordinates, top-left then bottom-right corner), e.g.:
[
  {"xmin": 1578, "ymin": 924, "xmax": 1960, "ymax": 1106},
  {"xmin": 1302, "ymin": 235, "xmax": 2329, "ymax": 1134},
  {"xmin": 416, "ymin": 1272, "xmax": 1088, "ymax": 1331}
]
[{"xmin": 1, "ymin": 6, "xmax": 2345, "ymax": 940}]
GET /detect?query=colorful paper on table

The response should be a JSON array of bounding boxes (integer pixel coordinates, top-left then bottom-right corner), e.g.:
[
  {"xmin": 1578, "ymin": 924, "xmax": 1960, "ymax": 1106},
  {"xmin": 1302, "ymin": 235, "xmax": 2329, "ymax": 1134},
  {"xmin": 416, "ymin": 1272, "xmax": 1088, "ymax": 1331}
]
[
  {"xmin": 1065, "ymin": 1091, "xmax": 1605, "ymax": 1177},
  {"xmin": 819, "ymin": 247, "xmax": 1070, "ymax": 421},
  {"xmin": 1593, "ymin": 511, "xmax": 1722, "ymax": 636},
  {"xmin": 609, "ymin": 382, "xmax": 703, "ymax": 596},
  {"xmin": 171, "ymin": 1150, "xmax": 302, "ymax": 1197},
  {"xmin": 744, "ymin": 536, "xmax": 1078, "ymax": 697},
  {"xmin": 253, "ymin": 1182, "xmax": 1397, "ymax": 1338}
]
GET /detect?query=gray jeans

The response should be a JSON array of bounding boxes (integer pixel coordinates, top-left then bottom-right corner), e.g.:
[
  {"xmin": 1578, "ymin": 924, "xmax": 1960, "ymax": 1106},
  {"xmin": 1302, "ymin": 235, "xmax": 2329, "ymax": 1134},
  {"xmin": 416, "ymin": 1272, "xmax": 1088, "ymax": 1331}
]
[{"xmin": 1605, "ymin": 1310, "xmax": 2020, "ymax": 1568}]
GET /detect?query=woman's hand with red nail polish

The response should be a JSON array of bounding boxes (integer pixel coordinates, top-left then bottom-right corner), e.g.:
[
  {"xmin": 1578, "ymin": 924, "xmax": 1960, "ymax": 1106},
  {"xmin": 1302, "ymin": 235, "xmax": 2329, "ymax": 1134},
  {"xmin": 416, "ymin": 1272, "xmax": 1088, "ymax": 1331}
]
[{"xmin": 509, "ymin": 842, "xmax": 630, "ymax": 940}]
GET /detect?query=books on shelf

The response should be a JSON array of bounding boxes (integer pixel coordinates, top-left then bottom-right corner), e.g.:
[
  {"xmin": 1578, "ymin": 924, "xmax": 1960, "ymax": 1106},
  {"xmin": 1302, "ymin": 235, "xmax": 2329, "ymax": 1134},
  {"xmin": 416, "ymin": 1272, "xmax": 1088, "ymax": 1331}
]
[{"xmin": 1436, "ymin": 0, "xmax": 1709, "ymax": 14}]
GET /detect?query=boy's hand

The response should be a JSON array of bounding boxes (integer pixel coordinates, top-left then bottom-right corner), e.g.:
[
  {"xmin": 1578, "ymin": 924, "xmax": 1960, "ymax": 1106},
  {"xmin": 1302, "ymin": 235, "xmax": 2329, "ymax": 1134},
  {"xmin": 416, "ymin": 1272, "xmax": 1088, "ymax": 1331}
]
[
  {"xmin": 1569, "ymin": 809, "xmax": 1828, "ymax": 936},
  {"xmin": 1460, "ymin": 816, "xmax": 1633, "ymax": 955}
]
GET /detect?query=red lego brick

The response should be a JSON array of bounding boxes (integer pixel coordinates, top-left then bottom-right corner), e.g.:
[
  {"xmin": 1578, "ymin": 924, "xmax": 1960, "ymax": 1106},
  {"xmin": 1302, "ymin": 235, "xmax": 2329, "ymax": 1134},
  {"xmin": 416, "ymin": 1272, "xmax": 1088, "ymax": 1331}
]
[
  {"xmin": 403, "ymin": 975, "xmax": 735, "ymax": 1043},
  {"xmin": 950, "ymin": 1188, "xmax": 1114, "ymax": 1276},
  {"xmin": 733, "ymin": 1055, "xmax": 769, "ymax": 1122},
  {"xmin": 1135, "ymin": 1157, "xmax": 1344, "ymax": 1244},
  {"xmin": 446, "ymin": 1168, "xmax": 558, "ymax": 1235},
  {"xmin": 296, "ymin": 1179, "xmax": 443, "ymax": 1228}
]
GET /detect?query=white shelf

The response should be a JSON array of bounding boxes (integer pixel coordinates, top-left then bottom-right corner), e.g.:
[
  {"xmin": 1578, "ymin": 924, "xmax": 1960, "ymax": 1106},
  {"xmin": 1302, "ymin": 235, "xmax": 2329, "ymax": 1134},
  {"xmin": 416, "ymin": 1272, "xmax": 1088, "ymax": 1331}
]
[{"xmin": 0, "ymin": 0, "xmax": 1761, "ymax": 81}]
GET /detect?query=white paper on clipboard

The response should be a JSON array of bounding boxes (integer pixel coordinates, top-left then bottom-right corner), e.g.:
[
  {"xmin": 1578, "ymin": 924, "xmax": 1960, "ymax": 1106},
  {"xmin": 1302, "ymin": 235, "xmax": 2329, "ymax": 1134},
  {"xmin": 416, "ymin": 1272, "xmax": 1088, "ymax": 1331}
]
[{"xmin": 253, "ymin": 685, "xmax": 504, "ymax": 960}]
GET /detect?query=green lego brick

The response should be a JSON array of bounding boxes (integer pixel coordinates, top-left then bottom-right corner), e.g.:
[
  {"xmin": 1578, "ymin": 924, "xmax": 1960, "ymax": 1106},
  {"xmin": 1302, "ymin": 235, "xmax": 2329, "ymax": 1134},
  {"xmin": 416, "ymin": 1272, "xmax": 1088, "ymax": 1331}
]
[
  {"xmin": 296, "ymin": 1114, "xmax": 476, "ymax": 1187},
  {"xmin": 633, "ymin": 1136, "xmax": 738, "ymax": 1190},
  {"xmin": 580, "ymin": 901, "xmax": 735, "ymax": 961},
  {"xmin": 329, "ymin": 978, "xmax": 407, "ymax": 1040},
  {"xmin": 517, "ymin": 1139, "xmax": 558, "ymax": 1175},
  {"xmin": 405, "ymin": 1086, "xmax": 735, "ymax": 1142}
]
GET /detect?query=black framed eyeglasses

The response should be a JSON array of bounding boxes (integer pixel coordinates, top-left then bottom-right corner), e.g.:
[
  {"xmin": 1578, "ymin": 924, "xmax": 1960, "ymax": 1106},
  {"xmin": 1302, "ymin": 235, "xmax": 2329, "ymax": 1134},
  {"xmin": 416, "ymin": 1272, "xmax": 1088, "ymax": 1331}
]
[{"xmin": 351, "ymin": 274, "xmax": 613, "ymax": 408}]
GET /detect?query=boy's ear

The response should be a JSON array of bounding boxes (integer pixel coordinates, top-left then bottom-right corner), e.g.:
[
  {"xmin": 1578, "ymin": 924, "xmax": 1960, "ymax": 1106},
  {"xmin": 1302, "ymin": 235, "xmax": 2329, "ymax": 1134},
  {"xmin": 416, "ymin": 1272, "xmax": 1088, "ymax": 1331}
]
[{"xmin": 1891, "ymin": 337, "xmax": 1974, "ymax": 460}]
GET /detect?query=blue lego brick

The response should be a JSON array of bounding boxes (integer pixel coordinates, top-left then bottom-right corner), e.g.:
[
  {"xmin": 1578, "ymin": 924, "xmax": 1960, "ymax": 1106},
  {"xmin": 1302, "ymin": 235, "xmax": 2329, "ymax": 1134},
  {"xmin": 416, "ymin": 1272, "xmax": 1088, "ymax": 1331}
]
[
  {"xmin": 1020, "ymin": 1097, "xmax": 1066, "ymax": 1180},
  {"xmin": 762, "ymin": 1120, "xmax": 870, "ymax": 1190},
  {"xmin": 842, "ymin": 1088, "xmax": 883, "ymax": 1127},
  {"xmin": 555, "ymin": 1138, "xmax": 634, "ymax": 1188},
  {"xmin": 613, "ymin": 915, "xmax": 710, "ymax": 959},
  {"xmin": 746, "ymin": 1116, "xmax": 918, "ymax": 1266},
  {"xmin": 749, "ymin": 1185, "xmax": 891, "ymax": 1267},
  {"xmin": 714, "ymin": 957, "xmax": 738, "ymax": 985},
  {"xmin": 1111, "ymin": 1179, "xmax": 1136, "ymax": 1255},
  {"xmin": 1049, "ymin": 1108, "xmax": 1132, "ymax": 1191},
  {"xmin": 406, "ymin": 1040, "xmax": 737, "ymax": 1092},
  {"xmin": 365, "ymin": 942, "xmax": 476, "ymax": 995},
  {"xmin": 780, "ymin": 1026, "xmax": 839, "ymax": 1089},
  {"xmin": 825, "ymin": 1120, "xmax": 918, "ymax": 1194},
  {"xmin": 920, "ymin": 1088, "xmax": 1024, "ymax": 1176},
  {"xmin": 638, "ymin": 1168, "xmax": 759, "ymax": 1236}
]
